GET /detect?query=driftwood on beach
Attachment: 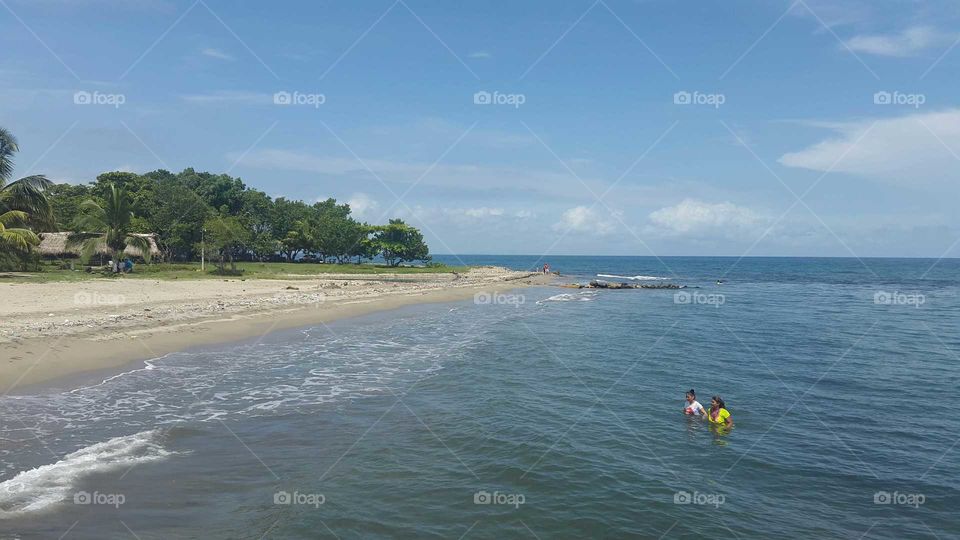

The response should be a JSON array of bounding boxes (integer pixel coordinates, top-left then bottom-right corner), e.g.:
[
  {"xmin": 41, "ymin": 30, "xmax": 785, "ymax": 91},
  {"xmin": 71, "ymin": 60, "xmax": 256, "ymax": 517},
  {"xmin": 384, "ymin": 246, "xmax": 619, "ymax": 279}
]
[{"xmin": 559, "ymin": 280, "xmax": 687, "ymax": 290}]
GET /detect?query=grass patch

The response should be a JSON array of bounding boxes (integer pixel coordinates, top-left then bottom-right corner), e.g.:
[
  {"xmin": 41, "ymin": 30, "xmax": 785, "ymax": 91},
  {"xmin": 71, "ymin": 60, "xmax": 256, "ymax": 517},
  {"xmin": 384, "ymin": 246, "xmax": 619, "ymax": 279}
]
[{"xmin": 3, "ymin": 261, "xmax": 471, "ymax": 283}]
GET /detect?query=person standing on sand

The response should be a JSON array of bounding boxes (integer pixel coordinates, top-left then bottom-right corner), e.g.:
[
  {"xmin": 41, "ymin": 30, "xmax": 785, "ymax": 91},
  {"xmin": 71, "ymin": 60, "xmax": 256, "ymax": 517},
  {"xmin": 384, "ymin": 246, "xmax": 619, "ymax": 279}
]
[
  {"xmin": 707, "ymin": 396, "xmax": 733, "ymax": 428},
  {"xmin": 683, "ymin": 389, "xmax": 705, "ymax": 416}
]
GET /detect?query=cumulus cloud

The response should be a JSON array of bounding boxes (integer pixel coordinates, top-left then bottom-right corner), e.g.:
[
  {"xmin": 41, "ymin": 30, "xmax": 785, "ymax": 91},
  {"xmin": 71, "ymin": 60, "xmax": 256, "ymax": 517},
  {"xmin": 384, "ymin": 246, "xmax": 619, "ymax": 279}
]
[
  {"xmin": 646, "ymin": 199, "xmax": 767, "ymax": 239},
  {"xmin": 553, "ymin": 206, "xmax": 618, "ymax": 235},
  {"xmin": 778, "ymin": 109, "xmax": 960, "ymax": 187},
  {"xmin": 346, "ymin": 192, "xmax": 380, "ymax": 220},
  {"xmin": 845, "ymin": 26, "xmax": 954, "ymax": 57}
]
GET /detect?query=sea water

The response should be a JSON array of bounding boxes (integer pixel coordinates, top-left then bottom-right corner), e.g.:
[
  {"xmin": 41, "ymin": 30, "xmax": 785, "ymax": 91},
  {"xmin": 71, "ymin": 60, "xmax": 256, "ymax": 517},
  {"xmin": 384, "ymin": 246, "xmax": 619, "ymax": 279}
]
[{"xmin": 1, "ymin": 256, "xmax": 958, "ymax": 538}]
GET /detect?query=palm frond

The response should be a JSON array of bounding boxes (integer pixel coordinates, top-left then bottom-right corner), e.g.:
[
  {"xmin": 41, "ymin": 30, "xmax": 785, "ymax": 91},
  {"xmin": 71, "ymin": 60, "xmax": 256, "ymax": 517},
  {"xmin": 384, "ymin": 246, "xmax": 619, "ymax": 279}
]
[
  {"xmin": 0, "ymin": 210, "xmax": 29, "ymax": 226},
  {"xmin": 0, "ymin": 227, "xmax": 39, "ymax": 250},
  {"xmin": 0, "ymin": 175, "xmax": 54, "ymax": 228},
  {"xmin": 125, "ymin": 234, "xmax": 153, "ymax": 263},
  {"xmin": 0, "ymin": 128, "xmax": 17, "ymax": 185}
]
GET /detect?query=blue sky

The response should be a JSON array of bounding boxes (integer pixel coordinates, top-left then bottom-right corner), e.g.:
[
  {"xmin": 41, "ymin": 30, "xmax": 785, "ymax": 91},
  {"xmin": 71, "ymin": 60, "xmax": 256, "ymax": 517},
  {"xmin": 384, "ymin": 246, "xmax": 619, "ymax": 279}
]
[{"xmin": 3, "ymin": 0, "xmax": 960, "ymax": 258}]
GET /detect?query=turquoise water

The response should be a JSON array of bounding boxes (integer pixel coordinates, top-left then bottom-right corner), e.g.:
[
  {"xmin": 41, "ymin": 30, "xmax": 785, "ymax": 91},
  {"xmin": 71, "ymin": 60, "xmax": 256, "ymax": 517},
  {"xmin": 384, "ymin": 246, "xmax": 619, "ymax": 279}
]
[{"xmin": 1, "ymin": 257, "xmax": 958, "ymax": 538}]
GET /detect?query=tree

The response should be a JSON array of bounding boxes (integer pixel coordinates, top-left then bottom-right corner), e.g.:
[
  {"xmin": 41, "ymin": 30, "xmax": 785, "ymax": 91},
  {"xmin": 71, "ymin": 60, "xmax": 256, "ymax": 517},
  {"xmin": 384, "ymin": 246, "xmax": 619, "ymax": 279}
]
[
  {"xmin": 69, "ymin": 183, "xmax": 153, "ymax": 270},
  {"xmin": 47, "ymin": 183, "xmax": 92, "ymax": 231},
  {"xmin": 279, "ymin": 219, "xmax": 313, "ymax": 262},
  {"xmin": 150, "ymin": 181, "xmax": 211, "ymax": 261},
  {"xmin": 0, "ymin": 127, "xmax": 54, "ymax": 232},
  {"xmin": 250, "ymin": 231, "xmax": 279, "ymax": 262},
  {"xmin": 372, "ymin": 219, "xmax": 430, "ymax": 267},
  {"xmin": 0, "ymin": 210, "xmax": 38, "ymax": 252},
  {"xmin": 204, "ymin": 216, "xmax": 249, "ymax": 273}
]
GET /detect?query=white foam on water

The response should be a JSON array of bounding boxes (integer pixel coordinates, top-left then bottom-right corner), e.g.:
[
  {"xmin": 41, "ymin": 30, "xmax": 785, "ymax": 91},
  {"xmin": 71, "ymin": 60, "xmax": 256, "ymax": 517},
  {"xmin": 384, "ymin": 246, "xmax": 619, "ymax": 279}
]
[
  {"xmin": 596, "ymin": 273, "xmax": 668, "ymax": 281},
  {"xmin": 538, "ymin": 292, "xmax": 597, "ymax": 304},
  {"xmin": 0, "ymin": 429, "xmax": 171, "ymax": 518}
]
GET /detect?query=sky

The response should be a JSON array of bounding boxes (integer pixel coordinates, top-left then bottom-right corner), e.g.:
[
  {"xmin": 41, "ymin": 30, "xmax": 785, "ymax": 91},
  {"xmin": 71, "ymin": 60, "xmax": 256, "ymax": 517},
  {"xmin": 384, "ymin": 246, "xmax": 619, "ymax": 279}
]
[{"xmin": 2, "ymin": 0, "xmax": 960, "ymax": 258}]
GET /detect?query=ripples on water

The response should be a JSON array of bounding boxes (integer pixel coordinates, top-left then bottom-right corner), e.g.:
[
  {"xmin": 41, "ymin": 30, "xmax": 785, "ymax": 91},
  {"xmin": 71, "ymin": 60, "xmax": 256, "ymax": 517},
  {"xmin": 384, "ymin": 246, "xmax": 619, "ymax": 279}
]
[{"xmin": 1, "ymin": 257, "xmax": 959, "ymax": 538}]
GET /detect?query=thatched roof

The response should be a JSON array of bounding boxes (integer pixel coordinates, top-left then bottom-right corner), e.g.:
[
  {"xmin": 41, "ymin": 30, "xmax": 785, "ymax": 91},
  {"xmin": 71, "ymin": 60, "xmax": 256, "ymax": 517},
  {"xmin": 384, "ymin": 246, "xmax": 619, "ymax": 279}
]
[{"xmin": 37, "ymin": 232, "xmax": 161, "ymax": 258}]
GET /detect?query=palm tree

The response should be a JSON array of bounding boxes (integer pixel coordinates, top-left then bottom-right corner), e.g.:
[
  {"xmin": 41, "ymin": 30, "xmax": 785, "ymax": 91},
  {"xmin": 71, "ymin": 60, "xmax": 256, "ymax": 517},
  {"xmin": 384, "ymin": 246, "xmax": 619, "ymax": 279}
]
[
  {"xmin": 0, "ymin": 128, "xmax": 54, "ymax": 230},
  {"xmin": 0, "ymin": 210, "xmax": 39, "ymax": 251},
  {"xmin": 69, "ymin": 183, "xmax": 152, "ymax": 268},
  {"xmin": 0, "ymin": 128, "xmax": 53, "ymax": 258}
]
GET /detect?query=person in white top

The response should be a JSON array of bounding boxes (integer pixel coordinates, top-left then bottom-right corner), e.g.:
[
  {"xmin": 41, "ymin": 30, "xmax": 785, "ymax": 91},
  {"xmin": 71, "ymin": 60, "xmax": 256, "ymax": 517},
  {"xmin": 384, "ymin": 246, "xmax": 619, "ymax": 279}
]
[{"xmin": 683, "ymin": 389, "xmax": 705, "ymax": 416}]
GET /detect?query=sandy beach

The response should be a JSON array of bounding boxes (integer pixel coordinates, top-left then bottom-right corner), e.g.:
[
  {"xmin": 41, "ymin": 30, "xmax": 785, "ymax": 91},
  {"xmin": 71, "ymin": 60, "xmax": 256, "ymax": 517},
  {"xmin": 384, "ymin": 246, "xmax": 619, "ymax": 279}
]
[{"xmin": 0, "ymin": 267, "xmax": 552, "ymax": 390}]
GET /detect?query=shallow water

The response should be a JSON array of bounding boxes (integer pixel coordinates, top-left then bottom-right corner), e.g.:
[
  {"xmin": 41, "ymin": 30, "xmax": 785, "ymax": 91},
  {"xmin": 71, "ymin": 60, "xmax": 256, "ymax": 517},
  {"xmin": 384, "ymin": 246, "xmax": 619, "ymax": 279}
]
[{"xmin": 1, "ymin": 257, "xmax": 958, "ymax": 538}]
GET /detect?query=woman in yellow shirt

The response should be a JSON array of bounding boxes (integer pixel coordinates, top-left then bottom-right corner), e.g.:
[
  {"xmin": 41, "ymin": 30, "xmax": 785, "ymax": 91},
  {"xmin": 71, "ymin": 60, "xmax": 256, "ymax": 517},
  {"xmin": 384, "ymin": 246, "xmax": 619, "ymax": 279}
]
[{"xmin": 707, "ymin": 396, "xmax": 733, "ymax": 428}]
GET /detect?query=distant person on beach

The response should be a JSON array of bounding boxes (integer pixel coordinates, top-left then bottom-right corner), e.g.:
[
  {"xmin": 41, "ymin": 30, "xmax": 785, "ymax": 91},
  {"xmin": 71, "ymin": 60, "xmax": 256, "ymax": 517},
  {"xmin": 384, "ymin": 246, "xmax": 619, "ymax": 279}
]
[
  {"xmin": 707, "ymin": 396, "xmax": 733, "ymax": 427},
  {"xmin": 683, "ymin": 389, "xmax": 704, "ymax": 416}
]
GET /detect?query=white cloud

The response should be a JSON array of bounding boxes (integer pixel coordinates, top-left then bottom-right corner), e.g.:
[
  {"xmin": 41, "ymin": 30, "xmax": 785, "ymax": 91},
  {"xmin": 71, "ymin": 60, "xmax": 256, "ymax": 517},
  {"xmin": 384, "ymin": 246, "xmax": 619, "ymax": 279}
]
[
  {"xmin": 845, "ymin": 26, "xmax": 954, "ymax": 57},
  {"xmin": 468, "ymin": 51, "xmax": 492, "ymax": 59},
  {"xmin": 646, "ymin": 199, "xmax": 766, "ymax": 239},
  {"xmin": 553, "ymin": 206, "xmax": 617, "ymax": 235},
  {"xmin": 180, "ymin": 90, "xmax": 270, "ymax": 104},
  {"xmin": 462, "ymin": 207, "xmax": 504, "ymax": 218},
  {"xmin": 201, "ymin": 48, "xmax": 235, "ymax": 61},
  {"xmin": 228, "ymin": 148, "xmax": 604, "ymax": 199},
  {"xmin": 346, "ymin": 192, "xmax": 380, "ymax": 220},
  {"xmin": 778, "ymin": 108, "xmax": 960, "ymax": 187}
]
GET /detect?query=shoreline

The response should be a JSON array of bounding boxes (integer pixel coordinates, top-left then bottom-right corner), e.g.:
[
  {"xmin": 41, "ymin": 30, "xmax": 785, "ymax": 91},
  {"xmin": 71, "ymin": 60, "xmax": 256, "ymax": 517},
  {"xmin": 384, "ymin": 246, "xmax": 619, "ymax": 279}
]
[{"xmin": 1, "ymin": 268, "xmax": 553, "ymax": 391}]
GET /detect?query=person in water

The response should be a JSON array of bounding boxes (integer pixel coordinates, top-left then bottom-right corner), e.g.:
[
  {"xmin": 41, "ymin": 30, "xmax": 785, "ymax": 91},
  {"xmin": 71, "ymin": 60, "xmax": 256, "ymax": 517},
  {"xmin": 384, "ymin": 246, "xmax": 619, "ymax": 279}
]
[
  {"xmin": 683, "ymin": 389, "xmax": 705, "ymax": 416},
  {"xmin": 707, "ymin": 395, "xmax": 733, "ymax": 427}
]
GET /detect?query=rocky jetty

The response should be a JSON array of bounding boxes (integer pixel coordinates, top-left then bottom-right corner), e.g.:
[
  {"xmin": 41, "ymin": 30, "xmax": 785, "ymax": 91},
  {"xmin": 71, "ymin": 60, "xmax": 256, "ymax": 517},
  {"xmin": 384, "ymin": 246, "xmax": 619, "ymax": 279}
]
[{"xmin": 559, "ymin": 280, "xmax": 687, "ymax": 290}]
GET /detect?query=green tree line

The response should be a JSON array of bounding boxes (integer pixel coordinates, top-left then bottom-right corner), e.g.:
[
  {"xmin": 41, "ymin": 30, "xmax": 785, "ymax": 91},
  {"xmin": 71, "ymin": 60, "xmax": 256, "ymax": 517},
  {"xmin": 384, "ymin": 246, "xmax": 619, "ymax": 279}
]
[{"xmin": 0, "ymin": 129, "xmax": 431, "ymax": 272}]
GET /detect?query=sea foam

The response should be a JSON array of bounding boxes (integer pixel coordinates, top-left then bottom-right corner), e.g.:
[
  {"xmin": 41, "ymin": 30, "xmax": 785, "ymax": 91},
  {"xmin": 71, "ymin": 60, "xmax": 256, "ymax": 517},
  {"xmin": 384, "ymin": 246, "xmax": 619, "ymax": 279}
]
[
  {"xmin": 596, "ymin": 273, "xmax": 668, "ymax": 281},
  {"xmin": 0, "ymin": 429, "xmax": 171, "ymax": 518}
]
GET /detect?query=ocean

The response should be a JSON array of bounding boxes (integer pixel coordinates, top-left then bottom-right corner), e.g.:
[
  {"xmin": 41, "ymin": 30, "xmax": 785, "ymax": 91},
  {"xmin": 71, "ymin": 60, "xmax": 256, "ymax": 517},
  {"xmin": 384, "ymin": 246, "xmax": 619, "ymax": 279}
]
[{"xmin": 1, "ymin": 256, "xmax": 958, "ymax": 539}]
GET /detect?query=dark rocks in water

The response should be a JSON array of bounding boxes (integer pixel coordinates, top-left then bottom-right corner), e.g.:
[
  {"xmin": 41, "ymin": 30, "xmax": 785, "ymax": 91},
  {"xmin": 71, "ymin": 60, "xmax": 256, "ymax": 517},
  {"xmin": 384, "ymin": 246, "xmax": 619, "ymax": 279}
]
[{"xmin": 559, "ymin": 280, "xmax": 687, "ymax": 290}]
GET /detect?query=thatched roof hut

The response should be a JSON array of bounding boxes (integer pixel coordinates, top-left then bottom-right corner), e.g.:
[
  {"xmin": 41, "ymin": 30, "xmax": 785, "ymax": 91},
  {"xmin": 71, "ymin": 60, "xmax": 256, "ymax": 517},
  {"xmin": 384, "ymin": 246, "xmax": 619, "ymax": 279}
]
[{"xmin": 37, "ymin": 232, "xmax": 161, "ymax": 259}]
